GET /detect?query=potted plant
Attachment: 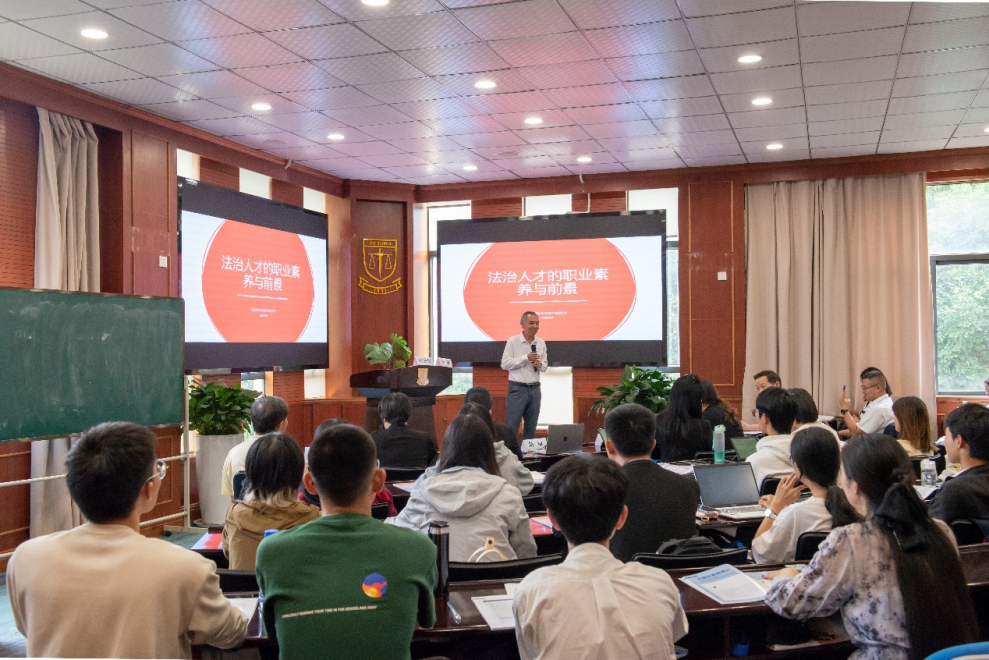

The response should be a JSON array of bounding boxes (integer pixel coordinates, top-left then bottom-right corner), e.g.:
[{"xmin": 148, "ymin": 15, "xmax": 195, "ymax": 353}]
[
  {"xmin": 591, "ymin": 365, "xmax": 675, "ymax": 415},
  {"xmin": 188, "ymin": 380, "xmax": 260, "ymax": 525},
  {"xmin": 364, "ymin": 333, "xmax": 412, "ymax": 369}
]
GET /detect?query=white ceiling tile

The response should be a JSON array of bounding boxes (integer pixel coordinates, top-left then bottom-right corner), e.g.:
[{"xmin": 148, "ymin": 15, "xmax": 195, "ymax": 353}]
[
  {"xmin": 322, "ymin": 104, "xmax": 413, "ymax": 126},
  {"xmin": 663, "ymin": 129, "xmax": 737, "ymax": 146},
  {"xmin": 359, "ymin": 153, "xmax": 429, "ymax": 168},
  {"xmin": 471, "ymin": 144, "xmax": 544, "ymax": 159},
  {"xmin": 425, "ymin": 149, "xmax": 478, "ymax": 164},
  {"xmin": 739, "ymin": 139, "xmax": 802, "ymax": 155},
  {"xmin": 553, "ymin": 151, "xmax": 617, "ymax": 166},
  {"xmin": 422, "ymin": 115, "xmax": 510, "ymax": 135},
  {"xmin": 811, "ymin": 145, "xmax": 877, "ymax": 159},
  {"xmin": 563, "ymin": 104, "xmax": 648, "ymax": 125},
  {"xmin": 357, "ymin": 12, "xmax": 479, "ymax": 51},
  {"xmin": 490, "ymin": 155, "xmax": 559, "ymax": 169},
  {"xmin": 804, "ymin": 80, "xmax": 893, "ymax": 105},
  {"xmin": 99, "ymin": 43, "xmax": 218, "ymax": 77},
  {"xmin": 0, "ymin": 0, "xmax": 90, "ymax": 20},
  {"xmin": 806, "ymin": 100, "xmax": 889, "ymax": 122},
  {"xmin": 158, "ymin": 70, "xmax": 269, "ymax": 99},
  {"xmin": 583, "ymin": 20, "xmax": 692, "ymax": 58},
  {"xmin": 19, "ymin": 52, "xmax": 141, "ymax": 83},
  {"xmin": 612, "ymin": 146, "xmax": 681, "ymax": 161},
  {"xmin": 564, "ymin": 162, "xmax": 628, "ymax": 175},
  {"xmin": 465, "ymin": 91, "xmax": 556, "ymax": 115},
  {"xmin": 330, "ymin": 140, "xmax": 404, "ymax": 157},
  {"xmin": 686, "ymin": 6, "xmax": 796, "ymax": 49},
  {"xmin": 233, "ymin": 62, "xmax": 346, "ymax": 93},
  {"xmin": 398, "ymin": 42, "xmax": 508, "ymax": 77},
  {"xmin": 347, "ymin": 169, "xmax": 405, "ymax": 182},
  {"xmin": 599, "ymin": 135, "xmax": 673, "ymax": 152},
  {"xmin": 909, "ymin": 4, "xmax": 989, "ymax": 25},
  {"xmin": 809, "ymin": 117, "xmax": 885, "ymax": 136},
  {"xmin": 509, "ymin": 164, "xmax": 573, "ymax": 177},
  {"xmin": 298, "ymin": 156, "xmax": 370, "ymax": 169},
  {"xmin": 655, "ymin": 114, "xmax": 732, "ymax": 133},
  {"xmin": 387, "ymin": 136, "xmax": 466, "ymax": 153},
  {"xmin": 558, "ymin": 0, "xmax": 680, "ymax": 29},
  {"xmin": 717, "ymin": 87, "xmax": 805, "ymax": 113},
  {"xmin": 266, "ymin": 24, "xmax": 385, "ymax": 61},
  {"xmin": 947, "ymin": 135, "xmax": 989, "ymax": 149},
  {"xmin": 947, "ymin": 122, "xmax": 989, "ymax": 138},
  {"xmin": 882, "ymin": 109, "xmax": 967, "ymax": 130},
  {"xmin": 403, "ymin": 174, "xmax": 470, "ymax": 184},
  {"xmin": 382, "ymin": 164, "xmax": 452, "ymax": 177},
  {"xmin": 316, "ymin": 53, "xmax": 424, "ymax": 85},
  {"xmin": 709, "ymin": 64, "xmax": 802, "ymax": 95},
  {"xmin": 796, "ymin": 2, "xmax": 909, "ymax": 37},
  {"xmin": 0, "ymin": 22, "xmax": 80, "ymax": 60},
  {"xmin": 257, "ymin": 111, "xmax": 346, "ymax": 132},
  {"xmin": 581, "ymin": 120, "xmax": 658, "ymax": 140},
  {"xmin": 185, "ymin": 115, "xmax": 283, "ymax": 136},
  {"xmin": 20, "ymin": 11, "xmax": 161, "ymax": 51},
  {"xmin": 517, "ymin": 60, "xmax": 619, "ymax": 89},
  {"xmin": 178, "ymin": 34, "xmax": 302, "ymax": 69},
  {"xmin": 453, "ymin": 0, "xmax": 576, "ymax": 41},
  {"xmin": 109, "ymin": 2, "xmax": 249, "ymax": 41},
  {"xmin": 434, "ymin": 69, "xmax": 533, "ymax": 96},
  {"xmin": 141, "ymin": 99, "xmax": 237, "ymax": 121},
  {"xmin": 489, "ymin": 32, "xmax": 597, "ymax": 68},
  {"xmin": 626, "ymin": 75, "xmax": 717, "ymax": 102},
  {"xmin": 728, "ymin": 106, "xmax": 806, "ymax": 129},
  {"xmin": 317, "ymin": 0, "xmax": 444, "ymax": 22},
  {"xmin": 639, "ymin": 96, "xmax": 725, "ymax": 118},
  {"xmin": 534, "ymin": 139, "xmax": 605, "ymax": 156},
  {"xmin": 231, "ymin": 132, "xmax": 319, "ymax": 150},
  {"xmin": 745, "ymin": 145, "xmax": 810, "ymax": 162},
  {"xmin": 697, "ymin": 39, "xmax": 799, "ymax": 74},
  {"xmin": 734, "ymin": 123, "xmax": 806, "ymax": 142},
  {"xmin": 887, "ymin": 91, "xmax": 977, "ymax": 116},
  {"xmin": 623, "ymin": 158, "xmax": 684, "ymax": 171},
  {"xmin": 879, "ymin": 126, "xmax": 955, "ymax": 143},
  {"xmin": 359, "ymin": 121, "xmax": 435, "ymax": 140},
  {"xmin": 809, "ymin": 131, "xmax": 881, "ymax": 148},
  {"xmin": 391, "ymin": 98, "xmax": 483, "ymax": 121},
  {"xmin": 447, "ymin": 131, "xmax": 527, "ymax": 149},
  {"xmin": 79, "ymin": 0, "xmax": 175, "ymax": 7},
  {"xmin": 965, "ymin": 103, "xmax": 989, "ymax": 123},
  {"xmin": 513, "ymin": 125, "xmax": 593, "ymax": 144},
  {"xmin": 453, "ymin": 169, "xmax": 520, "ymax": 182},
  {"xmin": 491, "ymin": 109, "xmax": 574, "ymax": 130},
  {"xmin": 541, "ymin": 83, "xmax": 633, "ymax": 108},
  {"xmin": 266, "ymin": 144, "xmax": 346, "ymax": 161},
  {"xmin": 802, "ymin": 56, "xmax": 897, "ymax": 87},
  {"xmin": 896, "ymin": 45, "xmax": 989, "ymax": 78},
  {"xmin": 607, "ymin": 50, "xmax": 706, "ymax": 82},
  {"xmin": 891, "ymin": 70, "xmax": 988, "ymax": 97},
  {"xmin": 293, "ymin": 126, "xmax": 375, "ymax": 143},
  {"xmin": 213, "ymin": 95, "xmax": 311, "ymax": 116},
  {"xmin": 877, "ymin": 138, "xmax": 948, "ymax": 153},
  {"xmin": 672, "ymin": 143, "xmax": 742, "ymax": 158},
  {"xmin": 357, "ymin": 77, "xmax": 455, "ymax": 104},
  {"xmin": 680, "ymin": 155, "xmax": 747, "ymax": 167},
  {"xmin": 974, "ymin": 90, "xmax": 989, "ymax": 108},
  {"xmin": 281, "ymin": 86, "xmax": 379, "ymax": 110},
  {"xmin": 800, "ymin": 28, "xmax": 905, "ymax": 64},
  {"xmin": 679, "ymin": 0, "xmax": 789, "ymax": 18},
  {"xmin": 85, "ymin": 77, "xmax": 196, "ymax": 104},
  {"xmin": 206, "ymin": 0, "xmax": 343, "ymax": 31},
  {"xmin": 903, "ymin": 16, "xmax": 989, "ymax": 54}
]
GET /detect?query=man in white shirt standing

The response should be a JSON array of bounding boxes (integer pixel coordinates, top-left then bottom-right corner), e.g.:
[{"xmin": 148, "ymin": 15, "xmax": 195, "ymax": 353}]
[
  {"xmin": 514, "ymin": 454, "xmax": 687, "ymax": 660},
  {"xmin": 838, "ymin": 367, "xmax": 894, "ymax": 437},
  {"xmin": 221, "ymin": 395, "xmax": 289, "ymax": 499},
  {"xmin": 501, "ymin": 311, "xmax": 547, "ymax": 448}
]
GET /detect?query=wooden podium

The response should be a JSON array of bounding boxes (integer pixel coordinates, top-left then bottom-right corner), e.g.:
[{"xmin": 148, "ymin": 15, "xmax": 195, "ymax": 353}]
[{"xmin": 350, "ymin": 366, "xmax": 453, "ymax": 442}]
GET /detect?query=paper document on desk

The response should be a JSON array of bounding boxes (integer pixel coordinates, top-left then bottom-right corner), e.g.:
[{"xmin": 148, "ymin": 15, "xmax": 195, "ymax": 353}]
[
  {"xmin": 392, "ymin": 481, "xmax": 417, "ymax": 493},
  {"xmin": 471, "ymin": 595, "xmax": 516, "ymax": 630},
  {"xmin": 530, "ymin": 471, "xmax": 545, "ymax": 485},
  {"xmin": 658, "ymin": 462, "xmax": 695, "ymax": 476},
  {"xmin": 680, "ymin": 564, "xmax": 771, "ymax": 604},
  {"xmin": 226, "ymin": 597, "xmax": 258, "ymax": 620},
  {"xmin": 914, "ymin": 484, "xmax": 938, "ymax": 500}
]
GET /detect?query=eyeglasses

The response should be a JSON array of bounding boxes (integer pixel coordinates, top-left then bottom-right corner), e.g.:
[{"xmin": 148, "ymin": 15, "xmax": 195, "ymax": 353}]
[
  {"xmin": 860, "ymin": 384, "xmax": 879, "ymax": 392},
  {"xmin": 146, "ymin": 459, "xmax": 167, "ymax": 483}
]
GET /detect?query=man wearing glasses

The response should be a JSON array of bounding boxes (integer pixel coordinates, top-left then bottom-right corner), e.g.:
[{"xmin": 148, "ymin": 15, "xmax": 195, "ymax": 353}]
[
  {"xmin": 6, "ymin": 422, "xmax": 248, "ymax": 658},
  {"xmin": 838, "ymin": 367, "xmax": 894, "ymax": 437}
]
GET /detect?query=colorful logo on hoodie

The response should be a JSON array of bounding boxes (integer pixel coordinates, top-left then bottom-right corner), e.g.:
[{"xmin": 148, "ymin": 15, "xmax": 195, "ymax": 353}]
[{"xmin": 362, "ymin": 573, "xmax": 387, "ymax": 598}]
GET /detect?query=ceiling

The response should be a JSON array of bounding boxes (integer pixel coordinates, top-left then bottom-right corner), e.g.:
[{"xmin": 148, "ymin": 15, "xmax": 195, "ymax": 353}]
[{"xmin": 3, "ymin": 0, "xmax": 989, "ymax": 185}]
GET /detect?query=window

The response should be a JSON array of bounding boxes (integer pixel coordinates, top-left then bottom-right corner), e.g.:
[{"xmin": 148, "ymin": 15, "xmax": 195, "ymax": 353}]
[
  {"xmin": 629, "ymin": 188, "xmax": 679, "ymax": 368},
  {"xmin": 523, "ymin": 194, "xmax": 571, "ymax": 216},
  {"xmin": 926, "ymin": 182, "xmax": 989, "ymax": 394}
]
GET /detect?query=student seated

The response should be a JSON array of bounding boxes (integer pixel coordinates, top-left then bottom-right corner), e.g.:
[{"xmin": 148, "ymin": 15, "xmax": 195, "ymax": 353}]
[
  {"xmin": 255, "ymin": 423, "xmax": 436, "ymax": 660},
  {"xmin": 700, "ymin": 380, "xmax": 744, "ymax": 442},
  {"xmin": 751, "ymin": 427, "xmax": 859, "ymax": 564},
  {"xmin": 222, "ymin": 395, "xmax": 288, "ymax": 500},
  {"xmin": 7, "ymin": 422, "xmax": 248, "ymax": 658},
  {"xmin": 892, "ymin": 396, "xmax": 934, "ymax": 458},
  {"xmin": 930, "ymin": 403, "xmax": 989, "ymax": 524},
  {"xmin": 604, "ymin": 403, "xmax": 700, "ymax": 562},
  {"xmin": 371, "ymin": 392, "xmax": 437, "ymax": 469},
  {"xmin": 653, "ymin": 374, "xmax": 712, "ymax": 462},
  {"xmin": 746, "ymin": 387, "xmax": 798, "ymax": 489},
  {"xmin": 222, "ymin": 432, "xmax": 319, "ymax": 570},
  {"xmin": 387, "ymin": 414, "xmax": 537, "ymax": 561},
  {"xmin": 839, "ymin": 367, "xmax": 894, "ymax": 438},
  {"xmin": 763, "ymin": 433, "xmax": 977, "ymax": 660},
  {"xmin": 461, "ymin": 403, "xmax": 533, "ymax": 494},
  {"xmin": 513, "ymin": 454, "xmax": 687, "ymax": 660},
  {"xmin": 789, "ymin": 387, "xmax": 840, "ymax": 442},
  {"xmin": 742, "ymin": 369, "xmax": 782, "ymax": 432},
  {"xmin": 465, "ymin": 385, "xmax": 523, "ymax": 459}
]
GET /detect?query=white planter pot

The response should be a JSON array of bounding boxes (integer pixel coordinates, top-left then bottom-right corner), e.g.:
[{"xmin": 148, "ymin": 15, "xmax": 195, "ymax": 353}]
[{"xmin": 196, "ymin": 433, "xmax": 245, "ymax": 525}]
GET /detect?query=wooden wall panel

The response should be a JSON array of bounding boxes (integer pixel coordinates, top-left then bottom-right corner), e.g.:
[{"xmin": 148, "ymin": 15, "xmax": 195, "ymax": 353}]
[
  {"xmin": 96, "ymin": 126, "xmax": 125, "ymax": 294},
  {"xmin": 140, "ymin": 427, "xmax": 186, "ymax": 538},
  {"xmin": 0, "ymin": 98, "xmax": 38, "ymax": 288},
  {"xmin": 272, "ymin": 179, "xmax": 304, "ymax": 207},
  {"xmin": 272, "ymin": 371, "xmax": 306, "ymax": 442},
  {"xmin": 130, "ymin": 132, "xmax": 173, "ymax": 297},
  {"xmin": 472, "ymin": 197, "xmax": 522, "ymax": 219},
  {"xmin": 0, "ymin": 442, "xmax": 31, "ymax": 572},
  {"xmin": 199, "ymin": 157, "xmax": 238, "ymax": 190},
  {"xmin": 936, "ymin": 397, "xmax": 989, "ymax": 436}
]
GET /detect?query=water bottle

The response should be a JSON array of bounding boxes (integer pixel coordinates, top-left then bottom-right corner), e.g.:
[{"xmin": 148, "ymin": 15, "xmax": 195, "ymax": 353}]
[
  {"xmin": 920, "ymin": 459, "xmax": 937, "ymax": 487},
  {"xmin": 428, "ymin": 520, "xmax": 450, "ymax": 597},
  {"xmin": 713, "ymin": 425, "xmax": 726, "ymax": 464}
]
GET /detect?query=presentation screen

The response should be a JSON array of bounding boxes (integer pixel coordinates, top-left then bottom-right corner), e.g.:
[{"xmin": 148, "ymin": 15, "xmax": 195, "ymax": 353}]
[
  {"xmin": 179, "ymin": 178, "xmax": 328, "ymax": 372},
  {"xmin": 438, "ymin": 210, "xmax": 666, "ymax": 366}
]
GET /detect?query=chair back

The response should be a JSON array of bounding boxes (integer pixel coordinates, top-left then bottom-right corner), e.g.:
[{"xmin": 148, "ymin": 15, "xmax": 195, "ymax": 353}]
[
  {"xmin": 883, "ymin": 422, "xmax": 898, "ymax": 438},
  {"xmin": 760, "ymin": 477, "xmax": 781, "ymax": 497},
  {"xmin": 794, "ymin": 531, "xmax": 830, "ymax": 561},
  {"xmin": 448, "ymin": 554, "xmax": 564, "ymax": 582},
  {"xmin": 950, "ymin": 519, "xmax": 989, "ymax": 546},
  {"xmin": 216, "ymin": 568, "xmax": 259, "ymax": 594},
  {"xmin": 232, "ymin": 471, "xmax": 247, "ymax": 501},
  {"xmin": 633, "ymin": 546, "xmax": 748, "ymax": 570},
  {"xmin": 521, "ymin": 493, "xmax": 544, "ymax": 513},
  {"xmin": 384, "ymin": 466, "xmax": 426, "ymax": 482},
  {"xmin": 371, "ymin": 502, "xmax": 390, "ymax": 520}
]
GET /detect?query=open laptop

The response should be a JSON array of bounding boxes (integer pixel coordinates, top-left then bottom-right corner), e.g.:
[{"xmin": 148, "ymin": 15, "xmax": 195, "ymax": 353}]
[
  {"xmin": 546, "ymin": 424, "xmax": 584, "ymax": 454},
  {"xmin": 729, "ymin": 436, "xmax": 760, "ymax": 461},
  {"xmin": 693, "ymin": 463, "xmax": 765, "ymax": 520}
]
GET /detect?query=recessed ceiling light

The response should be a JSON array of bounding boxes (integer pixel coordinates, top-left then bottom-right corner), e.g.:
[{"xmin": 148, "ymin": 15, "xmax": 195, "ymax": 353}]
[
  {"xmin": 327, "ymin": 133, "xmax": 345, "ymax": 141},
  {"xmin": 738, "ymin": 54, "xmax": 762, "ymax": 64},
  {"xmin": 752, "ymin": 97, "xmax": 773, "ymax": 106},
  {"xmin": 362, "ymin": 0, "xmax": 389, "ymax": 5},
  {"xmin": 524, "ymin": 116, "xmax": 543, "ymax": 125},
  {"xmin": 251, "ymin": 102, "xmax": 272, "ymax": 111},
  {"xmin": 80, "ymin": 28, "xmax": 108, "ymax": 39},
  {"xmin": 474, "ymin": 79, "xmax": 496, "ymax": 90},
  {"xmin": 984, "ymin": 127, "xmax": 989, "ymax": 133},
  {"xmin": 576, "ymin": 156, "xmax": 592, "ymax": 163},
  {"xmin": 766, "ymin": 143, "xmax": 783, "ymax": 150},
  {"xmin": 463, "ymin": 164, "xmax": 478, "ymax": 171}
]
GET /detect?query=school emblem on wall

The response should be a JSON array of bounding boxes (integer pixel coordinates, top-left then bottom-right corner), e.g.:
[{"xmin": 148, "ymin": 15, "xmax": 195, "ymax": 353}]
[{"xmin": 359, "ymin": 238, "xmax": 403, "ymax": 295}]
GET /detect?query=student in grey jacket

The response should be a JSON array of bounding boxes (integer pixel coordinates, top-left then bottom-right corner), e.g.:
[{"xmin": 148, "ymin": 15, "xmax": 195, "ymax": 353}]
[{"xmin": 387, "ymin": 415, "xmax": 537, "ymax": 562}]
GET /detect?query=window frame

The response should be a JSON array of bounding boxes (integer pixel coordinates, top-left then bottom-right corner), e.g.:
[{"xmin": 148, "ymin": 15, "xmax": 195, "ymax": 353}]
[{"xmin": 930, "ymin": 253, "xmax": 989, "ymax": 396}]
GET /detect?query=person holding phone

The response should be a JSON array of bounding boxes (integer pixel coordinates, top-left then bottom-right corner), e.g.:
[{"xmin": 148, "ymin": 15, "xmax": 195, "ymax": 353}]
[
  {"xmin": 839, "ymin": 367, "xmax": 894, "ymax": 438},
  {"xmin": 502, "ymin": 311, "xmax": 547, "ymax": 448}
]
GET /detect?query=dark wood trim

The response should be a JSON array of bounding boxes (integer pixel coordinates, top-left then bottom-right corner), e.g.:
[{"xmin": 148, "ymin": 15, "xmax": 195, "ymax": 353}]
[{"xmin": 928, "ymin": 168, "xmax": 989, "ymax": 184}]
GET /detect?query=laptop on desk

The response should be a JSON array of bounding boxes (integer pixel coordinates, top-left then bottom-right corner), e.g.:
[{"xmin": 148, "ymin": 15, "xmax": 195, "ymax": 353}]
[
  {"xmin": 693, "ymin": 463, "xmax": 765, "ymax": 520},
  {"xmin": 729, "ymin": 436, "xmax": 760, "ymax": 461},
  {"xmin": 546, "ymin": 424, "xmax": 584, "ymax": 454}
]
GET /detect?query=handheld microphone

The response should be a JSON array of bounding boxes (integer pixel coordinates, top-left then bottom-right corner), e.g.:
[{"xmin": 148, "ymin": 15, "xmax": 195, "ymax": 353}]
[{"xmin": 531, "ymin": 343, "xmax": 537, "ymax": 370}]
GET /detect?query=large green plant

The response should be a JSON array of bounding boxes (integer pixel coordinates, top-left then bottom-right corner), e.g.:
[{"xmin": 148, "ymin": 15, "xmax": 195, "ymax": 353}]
[
  {"xmin": 365, "ymin": 333, "xmax": 412, "ymax": 369},
  {"xmin": 188, "ymin": 381, "xmax": 260, "ymax": 436},
  {"xmin": 591, "ymin": 365, "xmax": 674, "ymax": 415}
]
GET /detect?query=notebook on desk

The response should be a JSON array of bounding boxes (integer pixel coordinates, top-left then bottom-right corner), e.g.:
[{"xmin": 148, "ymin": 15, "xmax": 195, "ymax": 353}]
[{"xmin": 694, "ymin": 463, "xmax": 765, "ymax": 520}]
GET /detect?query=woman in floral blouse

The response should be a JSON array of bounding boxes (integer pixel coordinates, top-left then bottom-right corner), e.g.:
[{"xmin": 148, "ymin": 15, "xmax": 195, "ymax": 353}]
[{"xmin": 763, "ymin": 433, "xmax": 977, "ymax": 660}]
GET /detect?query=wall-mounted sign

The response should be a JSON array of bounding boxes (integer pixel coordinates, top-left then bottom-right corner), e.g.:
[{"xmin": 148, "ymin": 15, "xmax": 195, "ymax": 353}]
[{"xmin": 359, "ymin": 238, "xmax": 402, "ymax": 295}]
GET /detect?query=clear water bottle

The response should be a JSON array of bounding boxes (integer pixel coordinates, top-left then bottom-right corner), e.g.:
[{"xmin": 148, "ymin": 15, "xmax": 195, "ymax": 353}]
[
  {"xmin": 713, "ymin": 424, "xmax": 726, "ymax": 464},
  {"xmin": 920, "ymin": 459, "xmax": 937, "ymax": 487}
]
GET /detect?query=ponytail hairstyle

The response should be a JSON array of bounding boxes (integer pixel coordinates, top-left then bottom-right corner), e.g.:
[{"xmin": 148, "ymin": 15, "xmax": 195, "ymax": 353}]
[
  {"xmin": 789, "ymin": 427, "xmax": 860, "ymax": 528},
  {"xmin": 892, "ymin": 396, "xmax": 933, "ymax": 455},
  {"xmin": 841, "ymin": 434, "xmax": 977, "ymax": 660}
]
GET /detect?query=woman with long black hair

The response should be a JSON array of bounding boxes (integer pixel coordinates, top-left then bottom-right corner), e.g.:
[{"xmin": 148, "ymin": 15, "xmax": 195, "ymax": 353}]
[
  {"xmin": 652, "ymin": 374, "xmax": 712, "ymax": 462},
  {"xmin": 763, "ymin": 433, "xmax": 977, "ymax": 660}
]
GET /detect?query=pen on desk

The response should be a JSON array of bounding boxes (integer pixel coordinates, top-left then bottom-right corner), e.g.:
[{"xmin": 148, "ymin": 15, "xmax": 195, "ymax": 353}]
[{"xmin": 447, "ymin": 601, "xmax": 462, "ymax": 624}]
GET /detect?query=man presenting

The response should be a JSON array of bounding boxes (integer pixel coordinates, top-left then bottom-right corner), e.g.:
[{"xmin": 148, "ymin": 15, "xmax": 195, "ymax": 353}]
[{"xmin": 502, "ymin": 311, "xmax": 547, "ymax": 446}]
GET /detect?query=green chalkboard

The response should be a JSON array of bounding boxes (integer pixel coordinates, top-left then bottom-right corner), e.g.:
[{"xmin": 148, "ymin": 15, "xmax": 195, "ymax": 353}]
[{"xmin": 0, "ymin": 288, "xmax": 184, "ymax": 442}]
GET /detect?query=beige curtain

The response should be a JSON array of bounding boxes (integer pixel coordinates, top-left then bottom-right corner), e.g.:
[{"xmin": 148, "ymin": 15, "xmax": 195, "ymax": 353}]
[
  {"xmin": 30, "ymin": 108, "xmax": 100, "ymax": 536},
  {"xmin": 743, "ymin": 173, "xmax": 936, "ymax": 431}
]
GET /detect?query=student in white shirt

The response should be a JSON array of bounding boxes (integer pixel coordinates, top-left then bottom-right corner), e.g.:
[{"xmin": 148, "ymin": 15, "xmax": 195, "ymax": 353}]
[
  {"xmin": 747, "ymin": 388, "xmax": 798, "ymax": 490},
  {"xmin": 752, "ymin": 427, "xmax": 860, "ymax": 564},
  {"xmin": 221, "ymin": 395, "xmax": 289, "ymax": 499},
  {"xmin": 513, "ymin": 454, "xmax": 687, "ymax": 660},
  {"xmin": 839, "ymin": 367, "xmax": 894, "ymax": 438}
]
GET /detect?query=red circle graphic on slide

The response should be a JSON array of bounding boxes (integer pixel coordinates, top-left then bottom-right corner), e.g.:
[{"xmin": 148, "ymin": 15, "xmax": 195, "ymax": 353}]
[
  {"xmin": 201, "ymin": 221, "xmax": 314, "ymax": 343},
  {"xmin": 462, "ymin": 238, "xmax": 636, "ymax": 341}
]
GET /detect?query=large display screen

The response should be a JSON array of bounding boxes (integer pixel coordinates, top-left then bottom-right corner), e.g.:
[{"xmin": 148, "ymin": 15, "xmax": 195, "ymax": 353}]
[
  {"xmin": 438, "ymin": 210, "xmax": 666, "ymax": 366},
  {"xmin": 179, "ymin": 178, "xmax": 328, "ymax": 372}
]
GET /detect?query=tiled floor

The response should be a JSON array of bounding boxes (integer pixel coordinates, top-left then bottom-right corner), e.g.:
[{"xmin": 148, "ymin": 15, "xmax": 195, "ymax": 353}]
[{"xmin": 0, "ymin": 531, "xmax": 205, "ymax": 658}]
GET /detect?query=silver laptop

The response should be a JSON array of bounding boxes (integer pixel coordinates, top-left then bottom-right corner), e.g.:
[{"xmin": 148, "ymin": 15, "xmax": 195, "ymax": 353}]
[
  {"xmin": 693, "ymin": 463, "xmax": 765, "ymax": 520},
  {"xmin": 546, "ymin": 424, "xmax": 584, "ymax": 454}
]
